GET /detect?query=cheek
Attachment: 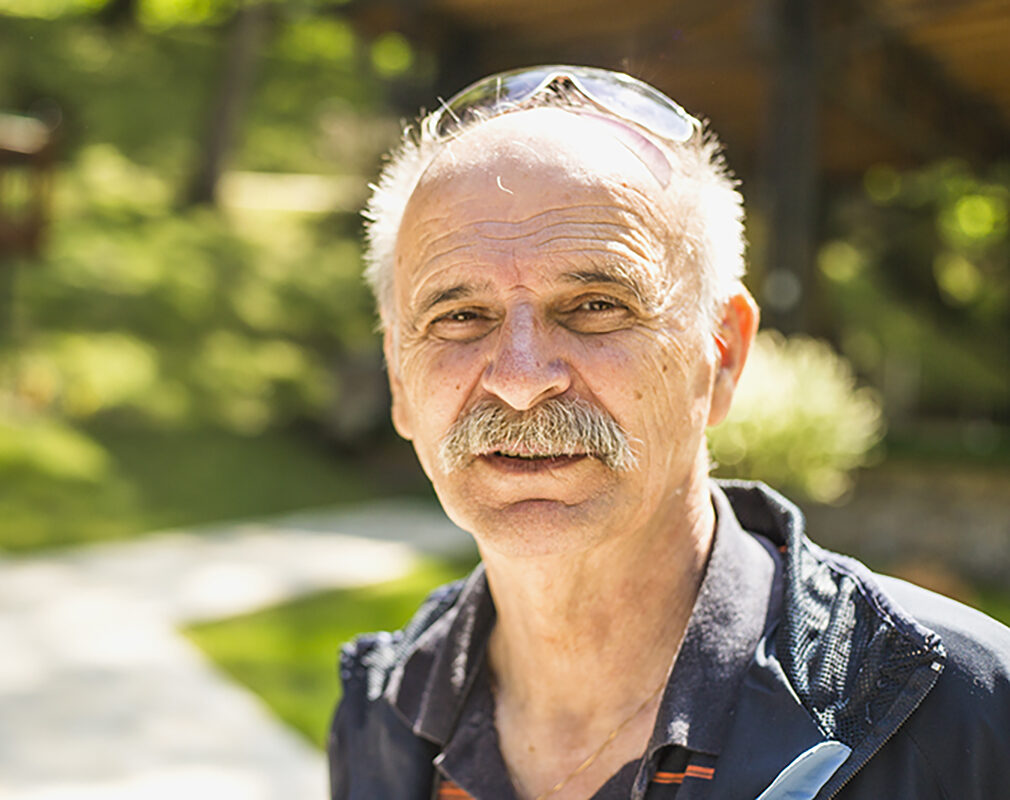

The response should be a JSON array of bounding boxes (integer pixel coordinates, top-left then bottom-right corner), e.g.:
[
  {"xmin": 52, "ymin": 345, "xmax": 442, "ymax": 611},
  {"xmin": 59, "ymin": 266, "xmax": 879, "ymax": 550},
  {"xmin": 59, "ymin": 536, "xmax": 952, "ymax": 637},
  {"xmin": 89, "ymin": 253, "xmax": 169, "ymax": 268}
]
[
  {"xmin": 577, "ymin": 329, "xmax": 697, "ymax": 397},
  {"xmin": 400, "ymin": 341, "xmax": 488, "ymax": 429},
  {"xmin": 574, "ymin": 330, "xmax": 713, "ymax": 440}
]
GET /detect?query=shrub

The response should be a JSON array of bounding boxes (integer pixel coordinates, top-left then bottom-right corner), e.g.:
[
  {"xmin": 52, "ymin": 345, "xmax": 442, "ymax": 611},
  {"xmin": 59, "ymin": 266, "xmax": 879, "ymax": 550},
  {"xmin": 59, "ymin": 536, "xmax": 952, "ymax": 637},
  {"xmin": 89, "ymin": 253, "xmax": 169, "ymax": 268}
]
[{"xmin": 708, "ymin": 331, "xmax": 884, "ymax": 503}]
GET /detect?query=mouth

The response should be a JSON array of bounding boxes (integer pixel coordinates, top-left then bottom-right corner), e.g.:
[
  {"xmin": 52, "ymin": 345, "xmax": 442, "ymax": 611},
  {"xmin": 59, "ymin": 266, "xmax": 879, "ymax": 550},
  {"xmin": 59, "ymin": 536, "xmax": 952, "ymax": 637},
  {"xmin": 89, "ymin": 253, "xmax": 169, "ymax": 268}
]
[{"xmin": 479, "ymin": 450, "xmax": 589, "ymax": 472}]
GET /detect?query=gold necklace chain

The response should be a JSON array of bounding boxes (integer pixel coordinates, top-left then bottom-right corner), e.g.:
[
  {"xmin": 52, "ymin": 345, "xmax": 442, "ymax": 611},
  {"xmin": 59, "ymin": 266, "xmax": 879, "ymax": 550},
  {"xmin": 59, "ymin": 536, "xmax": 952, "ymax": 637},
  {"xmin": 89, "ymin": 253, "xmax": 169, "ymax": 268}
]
[{"xmin": 498, "ymin": 675, "xmax": 668, "ymax": 800}]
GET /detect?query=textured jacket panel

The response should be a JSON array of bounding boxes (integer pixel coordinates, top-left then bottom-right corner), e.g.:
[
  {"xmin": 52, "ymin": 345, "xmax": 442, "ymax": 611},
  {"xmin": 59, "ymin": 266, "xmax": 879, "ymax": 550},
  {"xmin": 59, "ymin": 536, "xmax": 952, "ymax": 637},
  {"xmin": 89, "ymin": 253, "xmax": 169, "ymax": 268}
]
[{"xmin": 719, "ymin": 483, "xmax": 947, "ymax": 749}]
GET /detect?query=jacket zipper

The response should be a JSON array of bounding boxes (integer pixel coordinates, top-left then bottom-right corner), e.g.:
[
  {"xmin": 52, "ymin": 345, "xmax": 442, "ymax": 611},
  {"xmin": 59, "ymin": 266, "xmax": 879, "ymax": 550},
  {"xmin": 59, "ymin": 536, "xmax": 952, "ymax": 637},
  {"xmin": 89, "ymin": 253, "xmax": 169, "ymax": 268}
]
[{"xmin": 822, "ymin": 659, "xmax": 944, "ymax": 799}]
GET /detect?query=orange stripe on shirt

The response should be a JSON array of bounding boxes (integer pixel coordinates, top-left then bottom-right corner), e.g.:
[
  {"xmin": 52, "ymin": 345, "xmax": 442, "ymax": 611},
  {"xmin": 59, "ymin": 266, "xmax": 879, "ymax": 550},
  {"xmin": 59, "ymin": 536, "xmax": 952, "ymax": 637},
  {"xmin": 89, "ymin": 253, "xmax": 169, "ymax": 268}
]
[
  {"xmin": 653, "ymin": 766, "xmax": 715, "ymax": 784},
  {"xmin": 685, "ymin": 765, "xmax": 715, "ymax": 779},
  {"xmin": 438, "ymin": 780, "xmax": 475, "ymax": 799}
]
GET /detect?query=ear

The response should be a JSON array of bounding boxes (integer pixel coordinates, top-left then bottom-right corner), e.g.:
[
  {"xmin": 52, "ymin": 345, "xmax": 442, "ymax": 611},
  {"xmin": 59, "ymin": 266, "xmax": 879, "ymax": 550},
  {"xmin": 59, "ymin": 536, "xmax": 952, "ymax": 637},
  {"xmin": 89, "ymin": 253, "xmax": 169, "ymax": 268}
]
[
  {"xmin": 707, "ymin": 286, "xmax": 759, "ymax": 426},
  {"xmin": 383, "ymin": 327, "xmax": 413, "ymax": 441}
]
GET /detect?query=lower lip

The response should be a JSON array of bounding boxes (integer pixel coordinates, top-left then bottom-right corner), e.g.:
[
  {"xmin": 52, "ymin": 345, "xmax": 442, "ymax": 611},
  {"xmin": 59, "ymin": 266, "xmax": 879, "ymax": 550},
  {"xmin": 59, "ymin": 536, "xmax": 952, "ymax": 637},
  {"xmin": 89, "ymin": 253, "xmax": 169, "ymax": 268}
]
[{"xmin": 478, "ymin": 453, "xmax": 589, "ymax": 473}]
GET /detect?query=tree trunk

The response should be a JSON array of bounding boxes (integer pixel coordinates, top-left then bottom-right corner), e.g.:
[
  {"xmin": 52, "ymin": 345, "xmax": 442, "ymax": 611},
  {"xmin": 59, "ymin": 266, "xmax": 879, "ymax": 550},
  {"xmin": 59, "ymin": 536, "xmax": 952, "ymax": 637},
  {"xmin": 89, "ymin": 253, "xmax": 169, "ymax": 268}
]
[
  {"xmin": 182, "ymin": 2, "xmax": 271, "ymax": 207},
  {"xmin": 759, "ymin": 0, "xmax": 820, "ymax": 334},
  {"xmin": 97, "ymin": 0, "xmax": 138, "ymax": 29}
]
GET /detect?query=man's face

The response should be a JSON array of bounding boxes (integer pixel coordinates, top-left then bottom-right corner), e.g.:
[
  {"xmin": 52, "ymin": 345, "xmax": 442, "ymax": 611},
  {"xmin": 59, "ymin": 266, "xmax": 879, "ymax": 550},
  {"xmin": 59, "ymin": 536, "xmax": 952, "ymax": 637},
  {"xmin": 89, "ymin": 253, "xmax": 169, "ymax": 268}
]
[{"xmin": 386, "ymin": 109, "xmax": 733, "ymax": 556}]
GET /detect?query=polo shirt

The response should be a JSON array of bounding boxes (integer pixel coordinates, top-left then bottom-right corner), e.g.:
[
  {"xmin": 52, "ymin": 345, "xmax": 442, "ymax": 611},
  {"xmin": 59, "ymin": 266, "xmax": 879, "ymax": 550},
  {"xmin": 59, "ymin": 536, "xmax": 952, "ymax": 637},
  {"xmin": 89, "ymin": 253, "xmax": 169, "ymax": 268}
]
[{"xmin": 390, "ymin": 486, "xmax": 783, "ymax": 800}]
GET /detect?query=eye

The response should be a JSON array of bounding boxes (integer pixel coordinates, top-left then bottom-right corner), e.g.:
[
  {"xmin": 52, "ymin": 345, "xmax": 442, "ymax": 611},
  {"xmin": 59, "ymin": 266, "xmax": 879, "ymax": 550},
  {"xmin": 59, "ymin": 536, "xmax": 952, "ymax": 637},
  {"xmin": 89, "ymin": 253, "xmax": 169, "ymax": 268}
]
[
  {"xmin": 580, "ymin": 298, "xmax": 619, "ymax": 312},
  {"xmin": 436, "ymin": 308, "xmax": 484, "ymax": 323},
  {"xmin": 562, "ymin": 295, "xmax": 634, "ymax": 333},
  {"xmin": 428, "ymin": 307, "xmax": 495, "ymax": 340}
]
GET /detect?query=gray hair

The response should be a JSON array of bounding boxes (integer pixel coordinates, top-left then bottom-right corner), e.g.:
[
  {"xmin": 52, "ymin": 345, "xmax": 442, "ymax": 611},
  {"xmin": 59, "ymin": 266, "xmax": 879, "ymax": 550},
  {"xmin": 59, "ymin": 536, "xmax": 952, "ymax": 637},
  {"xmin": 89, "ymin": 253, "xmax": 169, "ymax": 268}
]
[{"xmin": 361, "ymin": 92, "xmax": 746, "ymax": 331}]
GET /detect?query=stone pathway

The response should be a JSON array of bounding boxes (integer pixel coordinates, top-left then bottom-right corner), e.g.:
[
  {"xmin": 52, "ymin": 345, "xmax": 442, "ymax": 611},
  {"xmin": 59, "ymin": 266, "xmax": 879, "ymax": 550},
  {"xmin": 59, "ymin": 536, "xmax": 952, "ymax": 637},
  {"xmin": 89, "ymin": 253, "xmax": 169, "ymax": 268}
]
[{"xmin": 0, "ymin": 501, "xmax": 471, "ymax": 799}]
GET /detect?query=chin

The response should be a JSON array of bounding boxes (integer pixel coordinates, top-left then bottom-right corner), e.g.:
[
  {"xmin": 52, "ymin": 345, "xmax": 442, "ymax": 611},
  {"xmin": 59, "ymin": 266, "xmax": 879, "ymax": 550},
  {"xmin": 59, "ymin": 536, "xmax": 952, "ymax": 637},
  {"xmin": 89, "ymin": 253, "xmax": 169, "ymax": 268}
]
[{"xmin": 445, "ymin": 494, "xmax": 618, "ymax": 559}]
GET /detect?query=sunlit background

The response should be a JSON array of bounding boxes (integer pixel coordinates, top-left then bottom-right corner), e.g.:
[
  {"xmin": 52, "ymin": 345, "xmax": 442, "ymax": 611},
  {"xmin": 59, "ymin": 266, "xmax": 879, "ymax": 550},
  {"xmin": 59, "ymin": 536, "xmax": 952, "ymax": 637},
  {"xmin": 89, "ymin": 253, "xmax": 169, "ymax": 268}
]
[{"xmin": 0, "ymin": 0, "xmax": 1007, "ymax": 797}]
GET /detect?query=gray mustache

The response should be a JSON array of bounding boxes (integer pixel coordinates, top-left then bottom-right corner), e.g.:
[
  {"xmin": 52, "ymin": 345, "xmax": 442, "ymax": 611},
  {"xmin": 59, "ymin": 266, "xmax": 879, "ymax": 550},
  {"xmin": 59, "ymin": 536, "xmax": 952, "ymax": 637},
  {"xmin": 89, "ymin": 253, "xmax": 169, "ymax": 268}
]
[{"xmin": 439, "ymin": 398, "xmax": 636, "ymax": 473}]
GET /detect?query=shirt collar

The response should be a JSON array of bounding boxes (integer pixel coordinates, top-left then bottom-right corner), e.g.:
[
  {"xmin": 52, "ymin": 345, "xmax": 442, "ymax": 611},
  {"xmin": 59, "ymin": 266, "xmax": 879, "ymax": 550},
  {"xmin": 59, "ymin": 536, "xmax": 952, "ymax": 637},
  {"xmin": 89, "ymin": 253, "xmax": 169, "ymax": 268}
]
[
  {"xmin": 387, "ymin": 564, "xmax": 496, "ymax": 743},
  {"xmin": 387, "ymin": 482, "xmax": 782, "ymax": 758},
  {"xmin": 645, "ymin": 482, "xmax": 782, "ymax": 757}
]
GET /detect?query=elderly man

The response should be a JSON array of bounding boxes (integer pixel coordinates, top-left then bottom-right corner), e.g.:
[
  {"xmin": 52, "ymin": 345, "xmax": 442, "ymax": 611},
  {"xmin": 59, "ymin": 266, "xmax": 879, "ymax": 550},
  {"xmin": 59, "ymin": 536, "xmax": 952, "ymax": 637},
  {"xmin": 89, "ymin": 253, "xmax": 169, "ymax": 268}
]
[{"xmin": 329, "ymin": 66, "xmax": 1010, "ymax": 799}]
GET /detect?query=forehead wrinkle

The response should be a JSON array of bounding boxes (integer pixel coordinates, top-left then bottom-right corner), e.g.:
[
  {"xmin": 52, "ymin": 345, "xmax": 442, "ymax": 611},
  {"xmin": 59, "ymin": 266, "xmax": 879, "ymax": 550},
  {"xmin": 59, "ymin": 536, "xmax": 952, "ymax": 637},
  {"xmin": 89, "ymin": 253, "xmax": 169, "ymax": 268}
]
[
  {"xmin": 409, "ymin": 211, "xmax": 664, "ymax": 272},
  {"xmin": 404, "ymin": 219, "xmax": 662, "ymax": 288},
  {"xmin": 406, "ymin": 240, "xmax": 516, "ymax": 293},
  {"xmin": 433, "ymin": 202, "xmax": 630, "ymax": 231},
  {"xmin": 537, "ymin": 243, "xmax": 665, "ymax": 297},
  {"xmin": 408, "ymin": 206, "xmax": 641, "ymax": 259},
  {"xmin": 533, "ymin": 225, "xmax": 662, "ymax": 262},
  {"xmin": 463, "ymin": 219, "xmax": 637, "ymax": 243},
  {"xmin": 407, "ymin": 234, "xmax": 663, "ymax": 307}
]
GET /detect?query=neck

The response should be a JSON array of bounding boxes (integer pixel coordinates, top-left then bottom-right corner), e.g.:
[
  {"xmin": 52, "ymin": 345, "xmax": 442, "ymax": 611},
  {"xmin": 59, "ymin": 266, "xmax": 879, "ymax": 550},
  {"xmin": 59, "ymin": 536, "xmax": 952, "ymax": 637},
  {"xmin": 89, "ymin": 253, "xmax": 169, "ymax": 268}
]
[{"xmin": 482, "ymin": 474, "xmax": 714, "ymax": 720}]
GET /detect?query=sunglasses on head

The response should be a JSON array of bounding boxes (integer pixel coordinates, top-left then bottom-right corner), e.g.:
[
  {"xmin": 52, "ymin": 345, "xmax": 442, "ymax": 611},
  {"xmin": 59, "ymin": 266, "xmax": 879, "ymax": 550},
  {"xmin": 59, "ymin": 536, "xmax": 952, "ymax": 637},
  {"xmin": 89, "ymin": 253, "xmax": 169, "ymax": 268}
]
[{"xmin": 425, "ymin": 65, "xmax": 701, "ymax": 147}]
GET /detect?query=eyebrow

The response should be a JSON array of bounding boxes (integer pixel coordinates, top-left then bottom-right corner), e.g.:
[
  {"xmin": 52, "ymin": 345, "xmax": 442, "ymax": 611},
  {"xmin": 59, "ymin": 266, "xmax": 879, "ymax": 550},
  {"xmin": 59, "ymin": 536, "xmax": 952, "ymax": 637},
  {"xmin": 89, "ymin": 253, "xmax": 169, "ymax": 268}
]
[
  {"xmin": 561, "ymin": 268, "xmax": 649, "ymax": 305},
  {"xmin": 412, "ymin": 266, "xmax": 652, "ymax": 322},
  {"xmin": 414, "ymin": 281, "xmax": 495, "ymax": 319},
  {"xmin": 419, "ymin": 285, "xmax": 470, "ymax": 314}
]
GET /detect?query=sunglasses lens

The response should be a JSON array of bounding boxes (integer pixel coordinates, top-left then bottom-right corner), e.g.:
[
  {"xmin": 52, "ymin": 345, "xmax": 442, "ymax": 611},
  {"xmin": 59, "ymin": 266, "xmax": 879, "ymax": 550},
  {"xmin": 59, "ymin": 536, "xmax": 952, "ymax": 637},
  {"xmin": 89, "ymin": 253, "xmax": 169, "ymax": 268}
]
[
  {"xmin": 433, "ymin": 68, "xmax": 552, "ymax": 138},
  {"xmin": 580, "ymin": 72, "xmax": 697, "ymax": 142}
]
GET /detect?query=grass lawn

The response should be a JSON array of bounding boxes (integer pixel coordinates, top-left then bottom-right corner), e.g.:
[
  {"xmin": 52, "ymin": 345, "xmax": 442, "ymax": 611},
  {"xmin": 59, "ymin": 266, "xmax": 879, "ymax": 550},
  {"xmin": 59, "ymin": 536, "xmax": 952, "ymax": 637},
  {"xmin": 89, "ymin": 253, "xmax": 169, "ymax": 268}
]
[
  {"xmin": 86, "ymin": 425, "xmax": 383, "ymax": 532},
  {"xmin": 184, "ymin": 555, "xmax": 478, "ymax": 748},
  {"xmin": 976, "ymin": 589, "xmax": 1010, "ymax": 630},
  {"xmin": 0, "ymin": 423, "xmax": 422, "ymax": 553}
]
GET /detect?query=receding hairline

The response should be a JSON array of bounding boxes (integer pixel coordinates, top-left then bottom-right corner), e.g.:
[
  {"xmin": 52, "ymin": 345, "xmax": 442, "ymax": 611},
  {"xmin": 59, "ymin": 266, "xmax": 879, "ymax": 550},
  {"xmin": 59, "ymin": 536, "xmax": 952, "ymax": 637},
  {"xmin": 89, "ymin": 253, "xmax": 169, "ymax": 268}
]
[{"xmin": 410, "ymin": 107, "xmax": 674, "ymax": 193}]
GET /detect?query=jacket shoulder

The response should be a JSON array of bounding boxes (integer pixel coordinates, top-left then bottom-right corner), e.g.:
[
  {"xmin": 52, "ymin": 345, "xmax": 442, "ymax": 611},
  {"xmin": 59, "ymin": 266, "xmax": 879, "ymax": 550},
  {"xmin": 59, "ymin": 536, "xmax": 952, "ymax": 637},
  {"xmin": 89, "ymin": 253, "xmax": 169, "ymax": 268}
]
[
  {"xmin": 339, "ymin": 576, "xmax": 468, "ymax": 701},
  {"xmin": 869, "ymin": 575, "xmax": 1010, "ymax": 798},
  {"xmin": 875, "ymin": 574, "xmax": 1010, "ymax": 706},
  {"xmin": 328, "ymin": 577, "xmax": 469, "ymax": 800},
  {"xmin": 876, "ymin": 574, "xmax": 1010, "ymax": 677}
]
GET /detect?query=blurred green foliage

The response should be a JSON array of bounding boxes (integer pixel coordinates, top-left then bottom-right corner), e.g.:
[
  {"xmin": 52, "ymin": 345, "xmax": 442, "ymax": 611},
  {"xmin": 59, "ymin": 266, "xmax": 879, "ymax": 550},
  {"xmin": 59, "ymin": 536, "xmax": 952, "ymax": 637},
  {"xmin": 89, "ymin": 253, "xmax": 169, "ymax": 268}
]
[
  {"xmin": 819, "ymin": 160, "xmax": 1009, "ymax": 427},
  {"xmin": 0, "ymin": 8, "xmax": 406, "ymax": 550},
  {"xmin": 709, "ymin": 331, "xmax": 884, "ymax": 503},
  {"xmin": 0, "ymin": 8, "xmax": 397, "ymax": 171},
  {"xmin": 185, "ymin": 555, "xmax": 478, "ymax": 747},
  {"xmin": 13, "ymin": 145, "xmax": 377, "ymax": 432},
  {"xmin": 0, "ymin": 411, "xmax": 135, "ymax": 549}
]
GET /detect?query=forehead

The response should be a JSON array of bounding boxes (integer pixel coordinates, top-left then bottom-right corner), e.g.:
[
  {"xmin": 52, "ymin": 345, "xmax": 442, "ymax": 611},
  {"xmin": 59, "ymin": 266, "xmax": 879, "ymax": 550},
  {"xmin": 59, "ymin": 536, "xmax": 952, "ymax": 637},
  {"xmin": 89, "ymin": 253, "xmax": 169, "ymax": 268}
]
[{"xmin": 394, "ymin": 109, "xmax": 687, "ymax": 307}]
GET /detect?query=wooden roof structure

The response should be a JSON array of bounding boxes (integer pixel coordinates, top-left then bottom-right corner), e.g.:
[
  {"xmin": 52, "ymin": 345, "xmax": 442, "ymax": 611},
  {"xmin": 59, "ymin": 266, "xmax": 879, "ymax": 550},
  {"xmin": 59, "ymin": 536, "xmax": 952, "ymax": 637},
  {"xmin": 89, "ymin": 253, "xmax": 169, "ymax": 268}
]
[
  {"xmin": 350, "ymin": 0, "xmax": 1010, "ymax": 179},
  {"xmin": 346, "ymin": 0, "xmax": 1009, "ymax": 330}
]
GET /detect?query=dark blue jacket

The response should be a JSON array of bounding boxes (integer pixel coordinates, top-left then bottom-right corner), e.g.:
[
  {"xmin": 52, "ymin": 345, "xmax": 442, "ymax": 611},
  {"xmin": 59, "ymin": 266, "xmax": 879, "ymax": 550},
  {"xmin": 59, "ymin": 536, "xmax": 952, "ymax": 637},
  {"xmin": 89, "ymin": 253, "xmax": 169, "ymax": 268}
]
[{"xmin": 329, "ymin": 482, "xmax": 1010, "ymax": 798}]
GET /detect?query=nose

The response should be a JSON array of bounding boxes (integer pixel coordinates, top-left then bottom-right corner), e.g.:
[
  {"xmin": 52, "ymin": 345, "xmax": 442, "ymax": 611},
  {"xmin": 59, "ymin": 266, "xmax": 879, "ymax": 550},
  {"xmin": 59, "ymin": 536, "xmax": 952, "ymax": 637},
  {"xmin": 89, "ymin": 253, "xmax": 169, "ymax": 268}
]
[{"xmin": 480, "ymin": 304, "xmax": 571, "ymax": 411}]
